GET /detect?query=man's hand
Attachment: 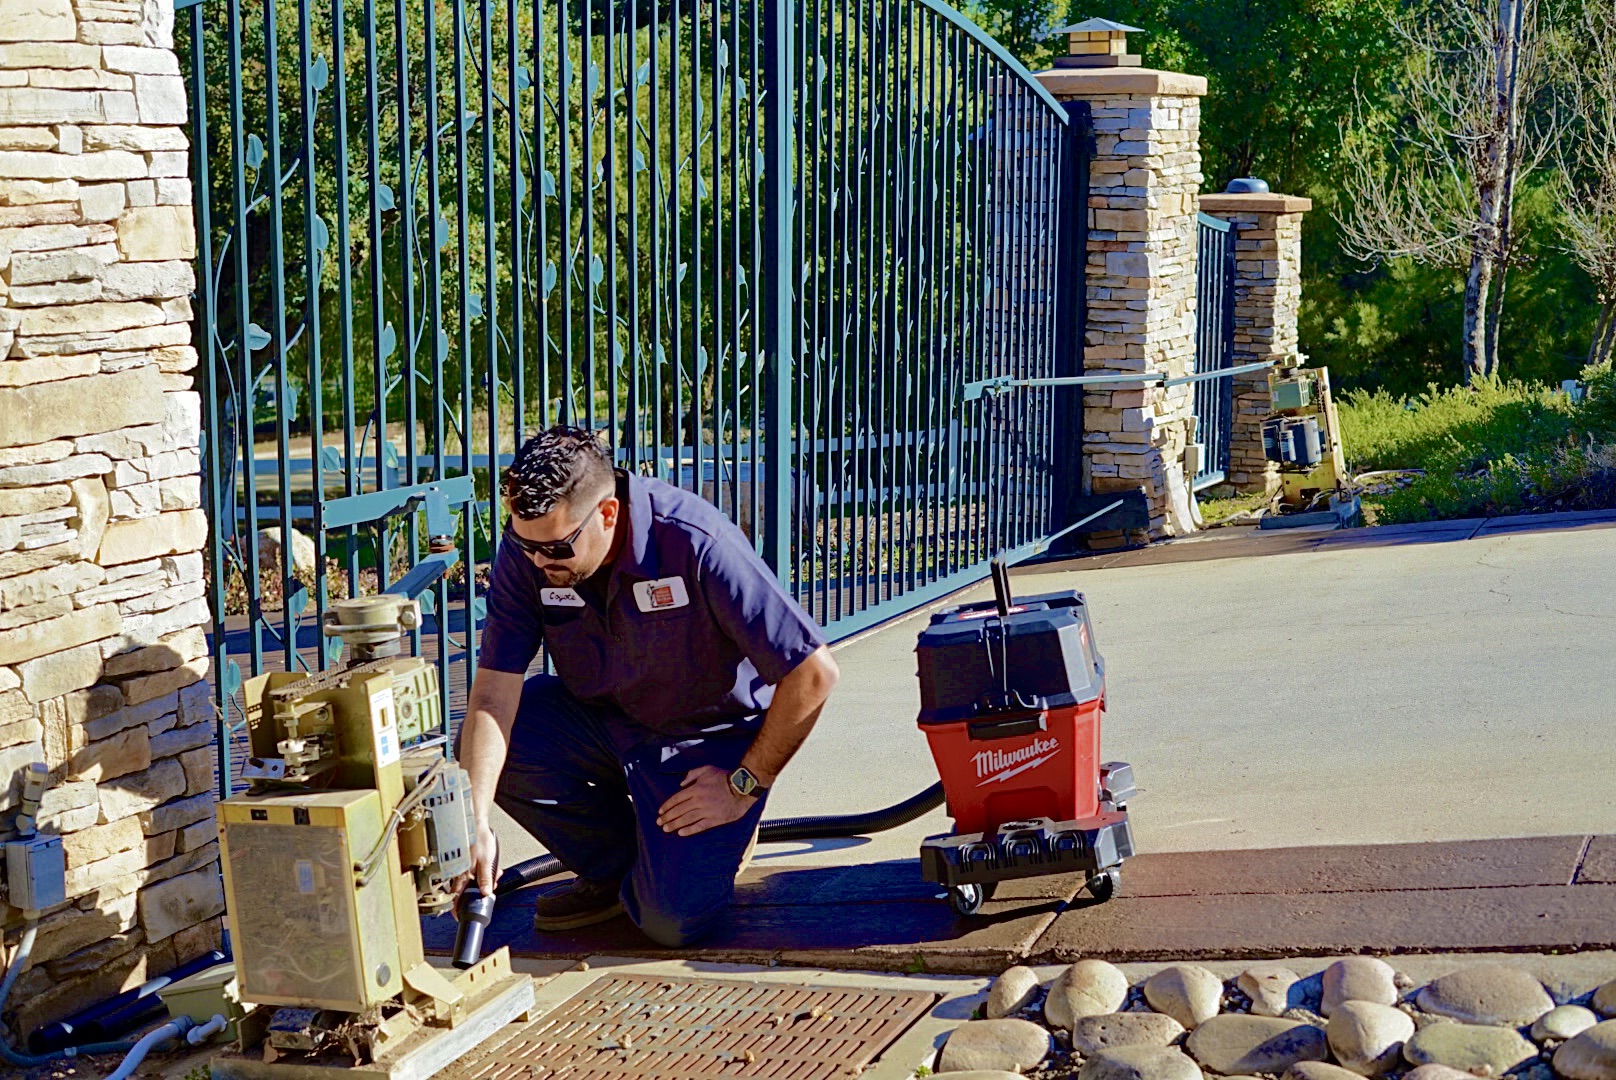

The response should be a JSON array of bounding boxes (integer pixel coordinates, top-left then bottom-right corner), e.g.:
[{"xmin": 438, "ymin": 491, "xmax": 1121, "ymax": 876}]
[
  {"xmin": 656, "ymin": 765, "xmax": 755, "ymax": 837},
  {"xmin": 451, "ymin": 822, "xmax": 499, "ymax": 916}
]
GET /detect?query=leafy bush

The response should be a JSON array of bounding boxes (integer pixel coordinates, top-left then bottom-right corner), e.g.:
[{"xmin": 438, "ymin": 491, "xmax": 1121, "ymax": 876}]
[{"xmin": 1337, "ymin": 374, "xmax": 1616, "ymax": 523}]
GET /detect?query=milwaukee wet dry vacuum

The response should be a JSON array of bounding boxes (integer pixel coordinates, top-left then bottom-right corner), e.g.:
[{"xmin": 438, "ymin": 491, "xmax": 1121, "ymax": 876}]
[{"xmin": 914, "ymin": 562, "xmax": 1135, "ymax": 915}]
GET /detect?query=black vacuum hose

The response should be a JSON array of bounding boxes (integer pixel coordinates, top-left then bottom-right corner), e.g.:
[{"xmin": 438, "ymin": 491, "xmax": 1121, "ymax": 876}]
[{"xmin": 491, "ymin": 781, "xmax": 945, "ymax": 898}]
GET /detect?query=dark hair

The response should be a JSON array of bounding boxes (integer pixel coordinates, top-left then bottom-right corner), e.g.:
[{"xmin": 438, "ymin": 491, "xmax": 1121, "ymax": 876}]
[{"xmin": 502, "ymin": 426, "xmax": 615, "ymax": 520}]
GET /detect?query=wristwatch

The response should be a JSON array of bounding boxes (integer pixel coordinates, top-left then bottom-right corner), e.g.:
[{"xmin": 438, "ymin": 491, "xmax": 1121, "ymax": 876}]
[{"xmin": 727, "ymin": 766, "xmax": 767, "ymax": 799}]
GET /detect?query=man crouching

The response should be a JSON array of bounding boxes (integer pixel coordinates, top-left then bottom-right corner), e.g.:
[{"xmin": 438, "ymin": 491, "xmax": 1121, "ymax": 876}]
[{"xmin": 454, "ymin": 426, "xmax": 838, "ymax": 946}]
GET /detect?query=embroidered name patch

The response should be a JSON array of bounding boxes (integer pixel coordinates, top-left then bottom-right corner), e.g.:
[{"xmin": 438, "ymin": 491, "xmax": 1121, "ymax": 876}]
[
  {"xmin": 541, "ymin": 587, "xmax": 585, "ymax": 608},
  {"xmin": 633, "ymin": 576, "xmax": 690, "ymax": 613}
]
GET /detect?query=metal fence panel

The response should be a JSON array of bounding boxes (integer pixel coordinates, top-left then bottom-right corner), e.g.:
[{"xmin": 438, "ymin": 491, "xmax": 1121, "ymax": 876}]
[{"xmin": 1193, "ymin": 211, "xmax": 1237, "ymax": 491}]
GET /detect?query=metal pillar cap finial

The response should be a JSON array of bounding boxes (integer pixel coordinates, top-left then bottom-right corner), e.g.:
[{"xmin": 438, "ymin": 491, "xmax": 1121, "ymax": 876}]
[{"xmin": 1225, "ymin": 177, "xmax": 1270, "ymax": 194}]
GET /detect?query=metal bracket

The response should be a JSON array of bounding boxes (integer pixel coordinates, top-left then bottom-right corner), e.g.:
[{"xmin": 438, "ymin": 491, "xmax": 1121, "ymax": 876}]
[{"xmin": 317, "ymin": 475, "xmax": 476, "ymax": 532}]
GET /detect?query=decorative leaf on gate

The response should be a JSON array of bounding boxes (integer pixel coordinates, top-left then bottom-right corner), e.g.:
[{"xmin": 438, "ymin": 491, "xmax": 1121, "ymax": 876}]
[
  {"xmin": 462, "ymin": 111, "xmax": 478, "ymax": 133},
  {"xmin": 320, "ymin": 445, "xmax": 343, "ymax": 471},
  {"xmin": 223, "ymin": 659, "xmax": 243, "ymax": 698},
  {"xmin": 418, "ymin": 590, "xmax": 436, "ymax": 615},
  {"xmin": 473, "ymin": 596, "xmax": 486, "ymax": 624},
  {"xmin": 718, "ymin": 40, "xmax": 728, "ymax": 69},
  {"xmin": 437, "ymin": 330, "xmax": 451, "ymax": 357},
  {"xmin": 633, "ymin": 150, "xmax": 647, "ymax": 173},
  {"xmin": 310, "ymin": 55, "xmax": 330, "ymax": 91},
  {"xmin": 377, "ymin": 183, "xmax": 396, "ymax": 211},
  {"xmin": 325, "ymin": 636, "xmax": 345, "ymax": 665},
  {"xmin": 542, "ymin": 260, "xmax": 558, "ymax": 296},
  {"xmin": 517, "ymin": 66, "xmax": 532, "ymax": 90},
  {"xmin": 288, "ymin": 585, "xmax": 309, "ymax": 619},
  {"xmin": 246, "ymin": 322, "xmax": 271, "ymax": 352},
  {"xmin": 541, "ymin": 170, "xmax": 556, "ymax": 197},
  {"xmin": 245, "ymin": 133, "xmax": 265, "ymax": 170},
  {"xmin": 379, "ymin": 321, "xmax": 397, "ymax": 360},
  {"xmin": 590, "ymin": 255, "xmax": 604, "ymax": 285},
  {"xmin": 468, "ymin": 293, "xmax": 484, "ymax": 319},
  {"xmin": 636, "ymin": 60, "xmax": 650, "ymax": 87},
  {"xmin": 435, "ymin": 215, "xmax": 450, "ymax": 250},
  {"xmin": 587, "ymin": 63, "xmax": 600, "ymax": 95},
  {"xmin": 311, "ymin": 214, "xmax": 330, "ymax": 251}
]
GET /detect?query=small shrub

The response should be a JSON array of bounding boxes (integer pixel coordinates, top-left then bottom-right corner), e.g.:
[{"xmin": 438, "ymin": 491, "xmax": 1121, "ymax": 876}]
[{"xmin": 1338, "ymin": 377, "xmax": 1616, "ymax": 524}]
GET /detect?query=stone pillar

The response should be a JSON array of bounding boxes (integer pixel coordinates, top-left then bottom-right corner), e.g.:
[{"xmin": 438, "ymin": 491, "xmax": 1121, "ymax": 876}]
[
  {"xmin": 0, "ymin": 0, "xmax": 223, "ymax": 1039},
  {"xmin": 1035, "ymin": 67, "xmax": 1208, "ymax": 540},
  {"xmin": 1197, "ymin": 191, "xmax": 1311, "ymax": 496}
]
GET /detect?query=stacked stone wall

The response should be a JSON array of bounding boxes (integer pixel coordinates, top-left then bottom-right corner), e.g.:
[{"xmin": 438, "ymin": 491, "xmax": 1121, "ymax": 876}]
[
  {"xmin": 1037, "ymin": 70, "xmax": 1207, "ymax": 541},
  {"xmin": 1083, "ymin": 94, "xmax": 1201, "ymax": 536},
  {"xmin": 0, "ymin": 0, "xmax": 222, "ymax": 1039}
]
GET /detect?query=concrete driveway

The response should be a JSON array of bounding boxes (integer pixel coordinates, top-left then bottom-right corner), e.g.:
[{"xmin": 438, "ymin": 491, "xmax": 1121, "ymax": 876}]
[{"xmin": 494, "ymin": 514, "xmax": 1616, "ymax": 875}]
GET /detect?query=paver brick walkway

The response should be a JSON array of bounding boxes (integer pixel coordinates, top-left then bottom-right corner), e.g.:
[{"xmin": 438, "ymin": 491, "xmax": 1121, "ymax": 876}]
[{"xmin": 424, "ymin": 834, "xmax": 1616, "ymax": 974}]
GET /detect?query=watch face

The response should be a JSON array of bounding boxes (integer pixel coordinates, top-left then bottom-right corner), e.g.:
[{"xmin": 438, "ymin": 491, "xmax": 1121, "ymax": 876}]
[{"xmin": 730, "ymin": 768, "xmax": 758, "ymax": 796}]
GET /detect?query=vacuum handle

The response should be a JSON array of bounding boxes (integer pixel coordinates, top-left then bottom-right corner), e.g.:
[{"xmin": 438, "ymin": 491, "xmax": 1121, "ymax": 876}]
[
  {"xmin": 990, "ymin": 559, "xmax": 1013, "ymax": 618},
  {"xmin": 967, "ymin": 710, "xmax": 1048, "ymax": 741}
]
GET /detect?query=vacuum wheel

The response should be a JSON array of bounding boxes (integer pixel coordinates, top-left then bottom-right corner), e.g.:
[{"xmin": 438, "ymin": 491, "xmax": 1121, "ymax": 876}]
[
  {"xmin": 1085, "ymin": 866, "xmax": 1121, "ymax": 902},
  {"xmin": 947, "ymin": 883, "xmax": 987, "ymax": 917}
]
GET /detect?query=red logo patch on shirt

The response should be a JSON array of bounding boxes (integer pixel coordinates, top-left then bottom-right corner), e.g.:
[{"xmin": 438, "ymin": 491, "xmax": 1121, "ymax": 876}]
[{"xmin": 649, "ymin": 584, "xmax": 676, "ymax": 609}]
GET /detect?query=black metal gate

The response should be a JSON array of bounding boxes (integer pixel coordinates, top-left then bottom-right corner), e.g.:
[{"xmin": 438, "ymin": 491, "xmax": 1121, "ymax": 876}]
[
  {"xmin": 1192, "ymin": 211, "xmax": 1237, "ymax": 490},
  {"xmin": 177, "ymin": 0, "xmax": 1091, "ymax": 782}
]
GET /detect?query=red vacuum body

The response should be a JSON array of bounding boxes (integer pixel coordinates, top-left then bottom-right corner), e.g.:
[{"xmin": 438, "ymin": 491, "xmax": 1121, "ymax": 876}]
[{"xmin": 914, "ymin": 563, "xmax": 1135, "ymax": 914}]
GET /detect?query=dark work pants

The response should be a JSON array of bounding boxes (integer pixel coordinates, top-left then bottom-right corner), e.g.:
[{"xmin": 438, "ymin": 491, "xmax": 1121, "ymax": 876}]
[{"xmin": 493, "ymin": 675, "xmax": 768, "ymax": 948}]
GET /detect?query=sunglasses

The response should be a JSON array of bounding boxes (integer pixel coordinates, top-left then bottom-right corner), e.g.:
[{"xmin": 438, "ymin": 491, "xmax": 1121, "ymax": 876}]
[{"xmin": 504, "ymin": 499, "xmax": 605, "ymax": 561}]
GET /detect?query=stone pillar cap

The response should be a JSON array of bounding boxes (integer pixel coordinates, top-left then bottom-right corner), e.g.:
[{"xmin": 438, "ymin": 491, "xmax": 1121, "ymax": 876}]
[
  {"xmin": 1034, "ymin": 67, "xmax": 1208, "ymax": 97},
  {"xmin": 1199, "ymin": 192, "xmax": 1313, "ymax": 214}
]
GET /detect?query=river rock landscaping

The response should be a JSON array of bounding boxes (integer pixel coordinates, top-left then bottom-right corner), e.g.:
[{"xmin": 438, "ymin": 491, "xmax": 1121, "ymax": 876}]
[{"xmin": 925, "ymin": 960, "xmax": 1616, "ymax": 1079}]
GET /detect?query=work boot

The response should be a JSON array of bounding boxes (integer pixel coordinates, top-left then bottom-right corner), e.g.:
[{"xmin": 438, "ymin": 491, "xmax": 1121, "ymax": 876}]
[{"xmin": 532, "ymin": 876, "xmax": 625, "ymax": 932}]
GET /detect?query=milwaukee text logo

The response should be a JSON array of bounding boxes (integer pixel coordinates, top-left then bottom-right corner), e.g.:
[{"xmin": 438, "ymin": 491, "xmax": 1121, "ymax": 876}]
[{"xmin": 974, "ymin": 736, "xmax": 1060, "ymax": 787}]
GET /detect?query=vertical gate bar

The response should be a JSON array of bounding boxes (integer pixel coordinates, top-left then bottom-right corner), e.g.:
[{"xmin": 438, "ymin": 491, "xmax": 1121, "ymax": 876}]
[
  {"xmin": 297, "ymin": 0, "xmax": 328, "ymax": 670},
  {"xmin": 747, "ymin": 0, "xmax": 762, "ymax": 551},
  {"xmin": 556, "ymin": 0, "xmax": 575, "ymax": 425},
  {"xmin": 650, "ymin": 0, "xmax": 663, "ymax": 478},
  {"xmin": 970, "ymin": 43, "xmax": 989, "ymax": 569},
  {"xmin": 507, "ymin": 0, "xmax": 525, "ymax": 451},
  {"xmin": 765, "ymin": 0, "xmax": 798, "ymax": 578},
  {"xmin": 582, "ymin": 0, "xmax": 596, "ymax": 434},
  {"xmin": 482, "ymin": 0, "xmax": 499, "ymax": 569},
  {"xmin": 225, "ymin": 0, "xmax": 261, "ymax": 677},
  {"xmin": 930, "ymin": 19, "xmax": 956, "ymax": 588},
  {"xmin": 692, "ymin": 3, "xmax": 705, "ymax": 500},
  {"xmin": 533, "ymin": 0, "xmax": 551, "ymax": 430},
  {"xmin": 918, "ymin": 7, "xmax": 937, "ymax": 589},
  {"xmin": 709, "ymin": 0, "xmax": 723, "ymax": 518},
  {"xmin": 850, "ymin": 0, "xmax": 866, "ymax": 611},
  {"xmin": 810, "ymin": 0, "xmax": 829, "ymax": 615},
  {"xmin": 451, "ymin": 0, "xmax": 472, "ymax": 694},
  {"xmin": 604, "ymin": 0, "xmax": 620, "ymax": 462},
  {"xmin": 1033, "ymin": 109, "xmax": 1055, "ymax": 540},
  {"xmin": 262, "ymin": 0, "xmax": 296, "ymax": 675},
  {"xmin": 725, "ymin": 0, "xmax": 739, "ymax": 524},
  {"xmin": 858, "ymin": 0, "xmax": 875, "ymax": 612},
  {"xmin": 1010, "ymin": 87, "xmax": 1032, "ymax": 550},
  {"xmin": 924, "ymin": 6, "xmax": 937, "ymax": 591},
  {"xmin": 626, "ymin": 0, "xmax": 642, "ymax": 473},
  {"xmin": 424, "ymin": 0, "xmax": 448, "ymax": 694},
  {"xmin": 186, "ymin": 6, "xmax": 227, "ymax": 796},
  {"xmin": 880, "ymin": 0, "xmax": 900, "ymax": 599},
  {"xmin": 670, "ymin": 0, "xmax": 683, "ymax": 489},
  {"xmin": 331, "ymin": 0, "xmax": 359, "ymax": 606},
  {"xmin": 871, "ymin": 0, "xmax": 888, "ymax": 604},
  {"xmin": 363, "ymin": 0, "xmax": 386, "ymax": 519},
  {"xmin": 831, "ymin": 4, "xmax": 847, "ymax": 619},
  {"xmin": 390, "ymin": 0, "xmax": 415, "ymax": 643},
  {"xmin": 788, "ymin": 0, "xmax": 806, "ymax": 600}
]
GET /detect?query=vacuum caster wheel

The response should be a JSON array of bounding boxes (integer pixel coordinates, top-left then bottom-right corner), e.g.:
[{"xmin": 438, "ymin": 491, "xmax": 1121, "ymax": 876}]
[
  {"xmin": 1086, "ymin": 866, "xmax": 1121, "ymax": 902},
  {"xmin": 948, "ymin": 883, "xmax": 987, "ymax": 917}
]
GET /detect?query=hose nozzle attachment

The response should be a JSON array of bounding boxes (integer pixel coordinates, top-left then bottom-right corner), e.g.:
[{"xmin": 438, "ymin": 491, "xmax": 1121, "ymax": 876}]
[{"xmin": 452, "ymin": 887, "xmax": 496, "ymax": 969}]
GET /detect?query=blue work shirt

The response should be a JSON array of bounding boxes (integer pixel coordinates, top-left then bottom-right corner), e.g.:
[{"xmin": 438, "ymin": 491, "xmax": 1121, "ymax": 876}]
[{"xmin": 479, "ymin": 472, "xmax": 827, "ymax": 736}]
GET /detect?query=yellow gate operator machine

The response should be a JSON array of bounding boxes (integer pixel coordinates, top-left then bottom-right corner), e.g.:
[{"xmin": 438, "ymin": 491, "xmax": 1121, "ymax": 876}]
[
  {"xmin": 1259, "ymin": 363, "xmax": 1359, "ymax": 528},
  {"xmin": 206, "ymin": 592, "xmax": 533, "ymax": 1079}
]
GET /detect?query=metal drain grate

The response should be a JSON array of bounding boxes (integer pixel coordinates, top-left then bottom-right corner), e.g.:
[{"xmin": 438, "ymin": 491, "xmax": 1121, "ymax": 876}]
[{"xmin": 469, "ymin": 972, "xmax": 936, "ymax": 1079}]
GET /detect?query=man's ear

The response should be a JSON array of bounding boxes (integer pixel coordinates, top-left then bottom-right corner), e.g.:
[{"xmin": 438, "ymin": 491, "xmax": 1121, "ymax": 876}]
[{"xmin": 599, "ymin": 495, "xmax": 620, "ymax": 530}]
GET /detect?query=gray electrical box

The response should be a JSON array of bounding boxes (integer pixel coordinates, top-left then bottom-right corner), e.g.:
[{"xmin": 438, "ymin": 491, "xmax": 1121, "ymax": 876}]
[{"xmin": 6, "ymin": 835, "xmax": 66, "ymax": 911}]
